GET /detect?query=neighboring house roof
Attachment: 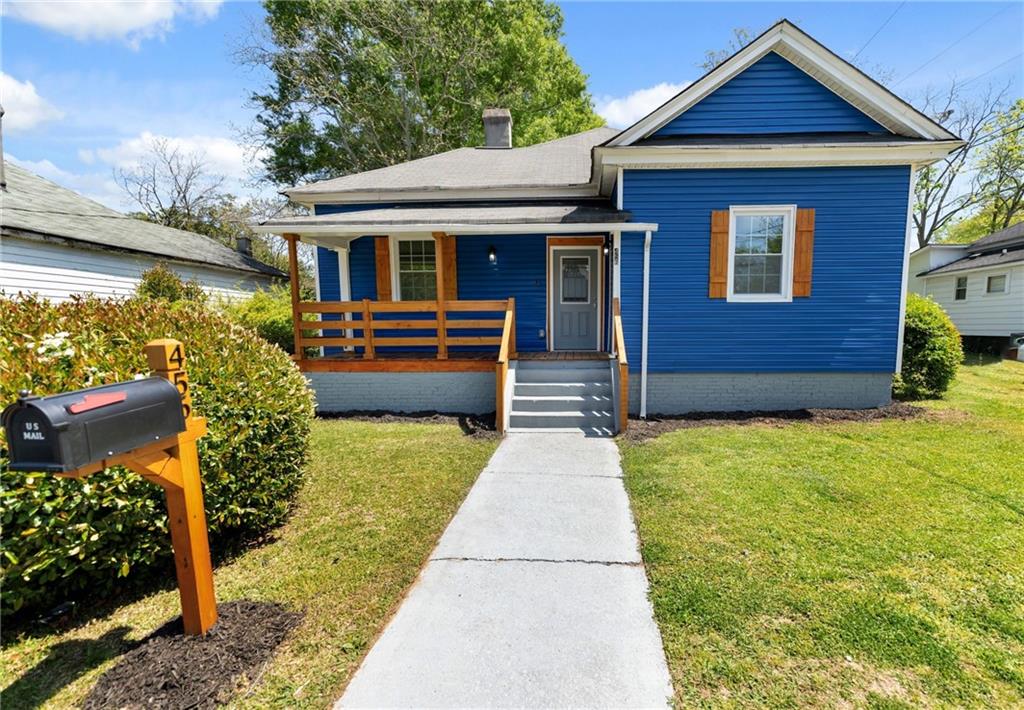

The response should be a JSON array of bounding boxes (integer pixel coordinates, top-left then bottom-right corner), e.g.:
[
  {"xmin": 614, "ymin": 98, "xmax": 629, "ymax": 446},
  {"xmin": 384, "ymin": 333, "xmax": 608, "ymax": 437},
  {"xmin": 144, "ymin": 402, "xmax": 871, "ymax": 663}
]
[
  {"xmin": 969, "ymin": 221, "xmax": 1024, "ymax": 251},
  {"xmin": 285, "ymin": 127, "xmax": 619, "ymax": 204},
  {"xmin": 1, "ymin": 162, "xmax": 284, "ymax": 278},
  {"xmin": 917, "ymin": 222, "xmax": 1024, "ymax": 277},
  {"xmin": 604, "ymin": 20, "xmax": 959, "ymax": 146}
]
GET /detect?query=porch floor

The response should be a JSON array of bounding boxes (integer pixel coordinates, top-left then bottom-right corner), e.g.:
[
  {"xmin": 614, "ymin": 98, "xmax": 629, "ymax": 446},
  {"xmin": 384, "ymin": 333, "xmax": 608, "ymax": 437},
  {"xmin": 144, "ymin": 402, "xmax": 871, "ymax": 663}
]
[{"xmin": 298, "ymin": 350, "xmax": 611, "ymax": 373}]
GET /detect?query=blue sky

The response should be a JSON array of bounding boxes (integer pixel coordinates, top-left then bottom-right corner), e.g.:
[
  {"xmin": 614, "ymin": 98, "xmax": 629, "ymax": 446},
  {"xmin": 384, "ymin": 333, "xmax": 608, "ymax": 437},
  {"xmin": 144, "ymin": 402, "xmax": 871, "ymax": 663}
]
[{"xmin": 3, "ymin": 1, "xmax": 1021, "ymax": 209}]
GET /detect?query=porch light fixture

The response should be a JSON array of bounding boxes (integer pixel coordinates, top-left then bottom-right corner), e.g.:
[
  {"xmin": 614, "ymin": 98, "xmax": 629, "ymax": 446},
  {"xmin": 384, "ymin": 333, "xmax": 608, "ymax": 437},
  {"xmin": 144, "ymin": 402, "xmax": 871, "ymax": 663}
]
[{"xmin": 488, "ymin": 245, "xmax": 497, "ymax": 264}]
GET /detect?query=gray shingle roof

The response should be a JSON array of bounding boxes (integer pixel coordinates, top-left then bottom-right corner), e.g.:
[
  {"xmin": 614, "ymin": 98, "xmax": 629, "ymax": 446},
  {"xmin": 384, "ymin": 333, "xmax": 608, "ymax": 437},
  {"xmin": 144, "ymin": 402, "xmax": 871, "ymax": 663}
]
[
  {"xmin": 921, "ymin": 248, "xmax": 1024, "ymax": 276},
  {"xmin": 261, "ymin": 201, "xmax": 629, "ymax": 229},
  {"xmin": 969, "ymin": 221, "xmax": 1024, "ymax": 251},
  {"xmin": 285, "ymin": 127, "xmax": 618, "ymax": 199},
  {"xmin": 1, "ymin": 162, "xmax": 284, "ymax": 277}
]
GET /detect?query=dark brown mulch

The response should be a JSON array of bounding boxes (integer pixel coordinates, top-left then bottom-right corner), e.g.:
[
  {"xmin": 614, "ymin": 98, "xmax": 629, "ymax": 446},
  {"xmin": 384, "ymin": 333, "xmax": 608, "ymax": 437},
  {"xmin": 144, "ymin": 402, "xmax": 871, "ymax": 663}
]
[
  {"xmin": 317, "ymin": 410, "xmax": 499, "ymax": 438},
  {"xmin": 83, "ymin": 601, "xmax": 302, "ymax": 710},
  {"xmin": 621, "ymin": 402, "xmax": 926, "ymax": 442}
]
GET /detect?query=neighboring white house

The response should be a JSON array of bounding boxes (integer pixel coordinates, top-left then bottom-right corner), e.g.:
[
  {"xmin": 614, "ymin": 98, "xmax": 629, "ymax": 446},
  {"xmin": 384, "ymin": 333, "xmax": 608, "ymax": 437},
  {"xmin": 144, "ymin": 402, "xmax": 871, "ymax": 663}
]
[
  {"xmin": 910, "ymin": 222, "xmax": 1024, "ymax": 354},
  {"xmin": 0, "ymin": 161, "xmax": 284, "ymax": 302}
]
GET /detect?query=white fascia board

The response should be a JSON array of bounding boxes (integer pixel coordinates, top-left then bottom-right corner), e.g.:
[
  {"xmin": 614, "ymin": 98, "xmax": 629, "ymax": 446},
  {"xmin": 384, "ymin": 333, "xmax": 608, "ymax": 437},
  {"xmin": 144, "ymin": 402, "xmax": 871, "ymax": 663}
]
[
  {"xmin": 258, "ymin": 222, "xmax": 658, "ymax": 240},
  {"xmin": 596, "ymin": 141, "xmax": 962, "ymax": 169},
  {"xmin": 607, "ymin": 22, "xmax": 956, "ymax": 146},
  {"xmin": 920, "ymin": 261, "xmax": 1024, "ymax": 278},
  {"xmin": 287, "ymin": 184, "xmax": 599, "ymax": 208}
]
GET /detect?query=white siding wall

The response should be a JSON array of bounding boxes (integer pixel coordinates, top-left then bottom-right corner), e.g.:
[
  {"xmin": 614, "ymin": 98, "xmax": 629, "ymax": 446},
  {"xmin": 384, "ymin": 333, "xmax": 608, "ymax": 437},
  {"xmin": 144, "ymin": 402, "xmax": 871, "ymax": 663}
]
[
  {"xmin": 920, "ymin": 265, "xmax": 1024, "ymax": 337},
  {"xmin": 909, "ymin": 245, "xmax": 968, "ymax": 295},
  {"xmin": 1, "ymin": 236, "xmax": 276, "ymax": 302}
]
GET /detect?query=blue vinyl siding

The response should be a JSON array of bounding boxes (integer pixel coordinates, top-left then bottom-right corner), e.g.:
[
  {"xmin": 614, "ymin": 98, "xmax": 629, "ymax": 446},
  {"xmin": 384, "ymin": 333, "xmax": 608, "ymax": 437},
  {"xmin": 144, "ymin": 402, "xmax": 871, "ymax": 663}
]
[
  {"xmin": 456, "ymin": 235, "xmax": 547, "ymax": 352},
  {"xmin": 655, "ymin": 52, "xmax": 887, "ymax": 135},
  {"xmin": 622, "ymin": 166, "xmax": 911, "ymax": 373}
]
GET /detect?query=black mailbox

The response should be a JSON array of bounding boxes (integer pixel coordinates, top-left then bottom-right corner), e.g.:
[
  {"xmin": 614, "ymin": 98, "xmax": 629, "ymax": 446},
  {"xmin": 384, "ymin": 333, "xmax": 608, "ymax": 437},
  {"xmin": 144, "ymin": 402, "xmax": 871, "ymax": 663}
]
[{"xmin": 2, "ymin": 378, "xmax": 186, "ymax": 473}]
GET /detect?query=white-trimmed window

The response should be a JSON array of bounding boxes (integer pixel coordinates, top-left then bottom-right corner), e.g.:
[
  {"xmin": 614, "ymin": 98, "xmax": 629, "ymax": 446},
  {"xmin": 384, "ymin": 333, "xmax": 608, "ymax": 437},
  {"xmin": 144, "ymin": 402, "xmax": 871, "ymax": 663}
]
[
  {"xmin": 986, "ymin": 274, "xmax": 1008, "ymax": 294},
  {"xmin": 392, "ymin": 236, "xmax": 437, "ymax": 301},
  {"xmin": 954, "ymin": 276, "xmax": 967, "ymax": 300},
  {"xmin": 727, "ymin": 205, "xmax": 796, "ymax": 302}
]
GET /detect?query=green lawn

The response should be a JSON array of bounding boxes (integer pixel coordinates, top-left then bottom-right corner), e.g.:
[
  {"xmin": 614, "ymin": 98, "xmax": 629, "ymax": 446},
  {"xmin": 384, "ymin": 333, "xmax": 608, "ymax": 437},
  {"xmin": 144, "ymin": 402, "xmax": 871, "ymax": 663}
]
[
  {"xmin": 0, "ymin": 420, "xmax": 497, "ymax": 709},
  {"xmin": 622, "ymin": 360, "xmax": 1024, "ymax": 708}
]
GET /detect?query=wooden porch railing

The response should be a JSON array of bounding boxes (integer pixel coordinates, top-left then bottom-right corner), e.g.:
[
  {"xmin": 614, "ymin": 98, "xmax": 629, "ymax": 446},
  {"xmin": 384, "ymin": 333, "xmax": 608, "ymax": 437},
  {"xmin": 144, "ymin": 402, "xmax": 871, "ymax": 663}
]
[
  {"xmin": 612, "ymin": 297, "xmax": 628, "ymax": 433},
  {"xmin": 293, "ymin": 299, "xmax": 512, "ymax": 358},
  {"xmin": 495, "ymin": 298, "xmax": 516, "ymax": 434}
]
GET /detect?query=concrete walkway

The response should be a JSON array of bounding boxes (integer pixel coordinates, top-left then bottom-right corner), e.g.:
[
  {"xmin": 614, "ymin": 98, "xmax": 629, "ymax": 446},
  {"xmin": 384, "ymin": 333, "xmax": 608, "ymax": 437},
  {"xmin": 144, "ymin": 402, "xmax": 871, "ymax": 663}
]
[{"xmin": 338, "ymin": 433, "xmax": 673, "ymax": 709}]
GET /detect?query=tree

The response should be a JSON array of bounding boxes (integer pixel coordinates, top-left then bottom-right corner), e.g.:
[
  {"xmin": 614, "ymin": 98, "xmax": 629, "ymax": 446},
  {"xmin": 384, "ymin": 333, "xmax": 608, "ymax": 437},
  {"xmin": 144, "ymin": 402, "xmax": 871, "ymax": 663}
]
[
  {"xmin": 116, "ymin": 137, "xmax": 227, "ymax": 234},
  {"xmin": 114, "ymin": 138, "xmax": 315, "ymax": 287},
  {"xmin": 699, "ymin": 27, "xmax": 755, "ymax": 72},
  {"xmin": 240, "ymin": 0, "xmax": 604, "ymax": 187},
  {"xmin": 912, "ymin": 82, "xmax": 1011, "ymax": 248},
  {"xmin": 971, "ymin": 98, "xmax": 1024, "ymax": 234}
]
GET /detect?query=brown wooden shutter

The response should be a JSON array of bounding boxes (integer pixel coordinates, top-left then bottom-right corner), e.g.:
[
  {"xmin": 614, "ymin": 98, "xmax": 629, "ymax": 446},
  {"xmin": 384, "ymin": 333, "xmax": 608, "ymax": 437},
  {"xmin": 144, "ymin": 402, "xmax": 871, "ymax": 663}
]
[
  {"xmin": 374, "ymin": 236, "xmax": 392, "ymax": 301},
  {"xmin": 441, "ymin": 235, "xmax": 458, "ymax": 300},
  {"xmin": 709, "ymin": 210, "xmax": 729, "ymax": 298},
  {"xmin": 793, "ymin": 208, "xmax": 815, "ymax": 298}
]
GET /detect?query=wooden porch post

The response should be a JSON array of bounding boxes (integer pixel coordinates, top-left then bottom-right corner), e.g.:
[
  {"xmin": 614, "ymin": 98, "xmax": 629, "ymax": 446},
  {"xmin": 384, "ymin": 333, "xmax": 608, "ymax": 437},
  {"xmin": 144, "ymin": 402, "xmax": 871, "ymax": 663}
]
[
  {"xmin": 433, "ymin": 232, "xmax": 448, "ymax": 360},
  {"xmin": 284, "ymin": 233, "xmax": 303, "ymax": 360}
]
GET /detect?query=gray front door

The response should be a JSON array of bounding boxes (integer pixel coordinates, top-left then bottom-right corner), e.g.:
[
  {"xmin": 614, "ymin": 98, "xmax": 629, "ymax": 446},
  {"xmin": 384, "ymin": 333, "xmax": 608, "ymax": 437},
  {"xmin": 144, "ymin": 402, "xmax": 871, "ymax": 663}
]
[{"xmin": 552, "ymin": 247, "xmax": 599, "ymax": 350}]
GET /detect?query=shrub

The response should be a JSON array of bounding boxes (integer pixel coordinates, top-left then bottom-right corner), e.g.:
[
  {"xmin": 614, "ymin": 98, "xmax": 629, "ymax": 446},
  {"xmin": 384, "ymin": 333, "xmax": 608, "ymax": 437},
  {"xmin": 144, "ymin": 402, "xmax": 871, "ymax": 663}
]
[
  {"xmin": 224, "ymin": 285, "xmax": 295, "ymax": 353},
  {"xmin": 0, "ymin": 295, "xmax": 315, "ymax": 615},
  {"xmin": 137, "ymin": 263, "xmax": 207, "ymax": 303},
  {"xmin": 894, "ymin": 293, "xmax": 962, "ymax": 400}
]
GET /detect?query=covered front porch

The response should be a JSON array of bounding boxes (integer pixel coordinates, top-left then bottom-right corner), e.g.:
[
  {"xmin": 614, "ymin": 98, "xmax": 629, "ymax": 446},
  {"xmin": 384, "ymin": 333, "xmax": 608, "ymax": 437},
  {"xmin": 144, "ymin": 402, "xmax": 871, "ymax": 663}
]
[{"xmin": 261, "ymin": 204, "xmax": 655, "ymax": 432}]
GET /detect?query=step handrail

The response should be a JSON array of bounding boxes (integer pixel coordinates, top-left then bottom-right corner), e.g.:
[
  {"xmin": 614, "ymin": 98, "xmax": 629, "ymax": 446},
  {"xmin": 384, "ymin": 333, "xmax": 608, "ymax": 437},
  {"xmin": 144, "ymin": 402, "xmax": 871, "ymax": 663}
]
[
  {"xmin": 612, "ymin": 297, "xmax": 628, "ymax": 433},
  {"xmin": 495, "ymin": 298, "xmax": 516, "ymax": 434}
]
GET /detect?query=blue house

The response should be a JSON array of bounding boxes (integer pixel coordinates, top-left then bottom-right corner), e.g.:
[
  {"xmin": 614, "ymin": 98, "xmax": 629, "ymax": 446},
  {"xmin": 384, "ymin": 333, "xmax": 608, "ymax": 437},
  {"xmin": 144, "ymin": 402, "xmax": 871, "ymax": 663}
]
[{"xmin": 261, "ymin": 20, "xmax": 961, "ymax": 434}]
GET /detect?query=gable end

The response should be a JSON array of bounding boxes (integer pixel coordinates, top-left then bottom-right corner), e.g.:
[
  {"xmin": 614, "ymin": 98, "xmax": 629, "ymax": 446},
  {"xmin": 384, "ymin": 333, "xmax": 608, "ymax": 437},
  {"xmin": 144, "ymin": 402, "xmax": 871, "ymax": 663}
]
[{"xmin": 655, "ymin": 52, "xmax": 888, "ymax": 136}]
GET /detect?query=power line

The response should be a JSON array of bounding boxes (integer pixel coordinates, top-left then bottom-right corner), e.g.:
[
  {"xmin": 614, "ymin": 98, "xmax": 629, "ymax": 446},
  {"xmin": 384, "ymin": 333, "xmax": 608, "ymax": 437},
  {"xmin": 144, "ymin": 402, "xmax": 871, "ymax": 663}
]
[
  {"xmin": 895, "ymin": 4, "xmax": 1014, "ymax": 86},
  {"xmin": 853, "ymin": 1, "xmax": 906, "ymax": 61},
  {"xmin": 959, "ymin": 52, "xmax": 1024, "ymax": 89}
]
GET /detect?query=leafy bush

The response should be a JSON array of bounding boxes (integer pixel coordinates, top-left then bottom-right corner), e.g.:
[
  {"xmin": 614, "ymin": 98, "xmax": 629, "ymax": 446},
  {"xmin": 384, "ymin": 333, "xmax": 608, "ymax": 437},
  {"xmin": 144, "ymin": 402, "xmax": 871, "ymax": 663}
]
[
  {"xmin": 0, "ymin": 295, "xmax": 315, "ymax": 615},
  {"xmin": 224, "ymin": 285, "xmax": 295, "ymax": 353},
  {"xmin": 894, "ymin": 293, "xmax": 963, "ymax": 399},
  {"xmin": 137, "ymin": 263, "xmax": 207, "ymax": 303}
]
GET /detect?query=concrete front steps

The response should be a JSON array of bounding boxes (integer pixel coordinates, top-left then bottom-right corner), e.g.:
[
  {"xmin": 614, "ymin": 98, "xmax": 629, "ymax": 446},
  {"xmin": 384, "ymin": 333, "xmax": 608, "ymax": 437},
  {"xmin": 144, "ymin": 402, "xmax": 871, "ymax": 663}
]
[{"xmin": 509, "ymin": 359, "xmax": 616, "ymax": 435}]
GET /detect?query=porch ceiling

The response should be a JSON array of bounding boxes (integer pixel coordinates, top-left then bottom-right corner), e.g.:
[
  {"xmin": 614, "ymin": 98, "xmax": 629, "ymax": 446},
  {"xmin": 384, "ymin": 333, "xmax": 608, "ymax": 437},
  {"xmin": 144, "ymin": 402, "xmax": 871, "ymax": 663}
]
[{"xmin": 256, "ymin": 202, "xmax": 657, "ymax": 239}]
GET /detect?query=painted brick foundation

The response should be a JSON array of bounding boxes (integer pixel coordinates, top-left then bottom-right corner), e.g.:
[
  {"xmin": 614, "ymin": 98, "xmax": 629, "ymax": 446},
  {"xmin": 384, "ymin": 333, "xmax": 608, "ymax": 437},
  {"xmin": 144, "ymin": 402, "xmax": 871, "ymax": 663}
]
[
  {"xmin": 306, "ymin": 371, "xmax": 496, "ymax": 414},
  {"xmin": 628, "ymin": 372, "xmax": 893, "ymax": 415}
]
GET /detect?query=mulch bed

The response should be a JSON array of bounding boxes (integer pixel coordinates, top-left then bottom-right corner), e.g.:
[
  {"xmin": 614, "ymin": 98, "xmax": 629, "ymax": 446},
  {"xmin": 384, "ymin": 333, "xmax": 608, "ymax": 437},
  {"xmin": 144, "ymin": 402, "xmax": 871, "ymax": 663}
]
[
  {"xmin": 83, "ymin": 600, "xmax": 302, "ymax": 710},
  {"xmin": 622, "ymin": 402, "xmax": 926, "ymax": 442},
  {"xmin": 318, "ymin": 410, "xmax": 499, "ymax": 438}
]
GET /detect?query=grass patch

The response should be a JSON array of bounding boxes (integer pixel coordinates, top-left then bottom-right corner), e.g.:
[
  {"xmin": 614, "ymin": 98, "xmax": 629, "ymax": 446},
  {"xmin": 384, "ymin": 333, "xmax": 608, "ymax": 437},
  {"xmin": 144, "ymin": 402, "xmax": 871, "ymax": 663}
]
[
  {"xmin": 1, "ymin": 420, "xmax": 497, "ymax": 708},
  {"xmin": 622, "ymin": 360, "xmax": 1024, "ymax": 707}
]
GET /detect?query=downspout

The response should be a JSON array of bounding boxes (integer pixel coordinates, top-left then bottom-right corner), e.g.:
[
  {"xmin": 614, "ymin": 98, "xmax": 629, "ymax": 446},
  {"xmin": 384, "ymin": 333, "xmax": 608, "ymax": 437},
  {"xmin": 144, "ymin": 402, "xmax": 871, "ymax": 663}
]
[
  {"xmin": 895, "ymin": 165, "xmax": 918, "ymax": 375},
  {"xmin": 641, "ymin": 230, "xmax": 652, "ymax": 419},
  {"xmin": 0, "ymin": 103, "xmax": 7, "ymax": 191}
]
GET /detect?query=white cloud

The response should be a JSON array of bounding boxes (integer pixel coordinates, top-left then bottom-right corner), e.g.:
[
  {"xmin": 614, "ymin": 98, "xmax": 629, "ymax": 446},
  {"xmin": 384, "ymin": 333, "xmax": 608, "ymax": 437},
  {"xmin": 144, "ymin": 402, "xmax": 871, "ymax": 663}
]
[
  {"xmin": 595, "ymin": 82, "xmax": 690, "ymax": 129},
  {"xmin": 0, "ymin": 72, "xmax": 65, "ymax": 132},
  {"xmin": 3, "ymin": 0, "xmax": 223, "ymax": 48},
  {"xmin": 92, "ymin": 131, "xmax": 263, "ymax": 188}
]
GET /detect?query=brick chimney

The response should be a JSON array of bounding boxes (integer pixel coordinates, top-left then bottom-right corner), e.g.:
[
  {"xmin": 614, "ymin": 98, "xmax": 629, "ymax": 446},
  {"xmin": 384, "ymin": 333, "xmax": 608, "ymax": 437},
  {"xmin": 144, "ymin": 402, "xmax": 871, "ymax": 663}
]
[{"xmin": 482, "ymin": 108, "xmax": 512, "ymax": 148}]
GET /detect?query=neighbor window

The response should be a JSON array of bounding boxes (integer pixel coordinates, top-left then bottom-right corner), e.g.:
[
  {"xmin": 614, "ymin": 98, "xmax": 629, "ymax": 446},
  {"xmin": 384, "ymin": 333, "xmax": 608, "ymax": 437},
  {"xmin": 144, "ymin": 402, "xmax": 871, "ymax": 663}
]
[
  {"xmin": 954, "ymin": 276, "xmax": 968, "ymax": 300},
  {"xmin": 986, "ymin": 274, "xmax": 1007, "ymax": 294},
  {"xmin": 396, "ymin": 239, "xmax": 437, "ymax": 301},
  {"xmin": 728, "ymin": 206, "xmax": 796, "ymax": 301}
]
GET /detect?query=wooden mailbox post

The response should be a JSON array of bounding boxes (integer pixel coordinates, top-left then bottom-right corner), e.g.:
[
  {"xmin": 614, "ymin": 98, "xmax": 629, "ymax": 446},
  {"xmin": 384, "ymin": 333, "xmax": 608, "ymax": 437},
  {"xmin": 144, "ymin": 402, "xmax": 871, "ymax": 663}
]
[{"xmin": 58, "ymin": 339, "xmax": 218, "ymax": 635}]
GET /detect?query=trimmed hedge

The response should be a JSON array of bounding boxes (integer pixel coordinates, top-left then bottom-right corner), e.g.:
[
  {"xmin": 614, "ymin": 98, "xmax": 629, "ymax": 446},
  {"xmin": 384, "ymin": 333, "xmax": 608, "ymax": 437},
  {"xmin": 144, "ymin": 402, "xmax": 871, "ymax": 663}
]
[
  {"xmin": 894, "ymin": 293, "xmax": 963, "ymax": 400},
  {"xmin": 0, "ymin": 295, "xmax": 315, "ymax": 615}
]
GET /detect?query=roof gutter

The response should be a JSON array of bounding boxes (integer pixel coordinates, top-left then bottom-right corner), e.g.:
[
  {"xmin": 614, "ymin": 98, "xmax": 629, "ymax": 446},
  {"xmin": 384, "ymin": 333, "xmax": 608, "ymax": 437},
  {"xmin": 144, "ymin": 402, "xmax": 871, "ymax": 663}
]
[{"xmin": 254, "ymin": 221, "xmax": 659, "ymax": 238}]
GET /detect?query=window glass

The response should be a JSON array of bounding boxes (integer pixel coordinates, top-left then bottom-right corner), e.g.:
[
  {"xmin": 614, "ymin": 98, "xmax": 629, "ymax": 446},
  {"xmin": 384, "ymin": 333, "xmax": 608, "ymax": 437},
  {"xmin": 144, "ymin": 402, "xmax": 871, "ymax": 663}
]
[
  {"xmin": 733, "ymin": 214, "xmax": 785, "ymax": 295},
  {"xmin": 986, "ymin": 274, "xmax": 1007, "ymax": 294},
  {"xmin": 954, "ymin": 276, "xmax": 967, "ymax": 300},
  {"xmin": 397, "ymin": 240, "xmax": 437, "ymax": 301},
  {"xmin": 561, "ymin": 257, "xmax": 590, "ymax": 303}
]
